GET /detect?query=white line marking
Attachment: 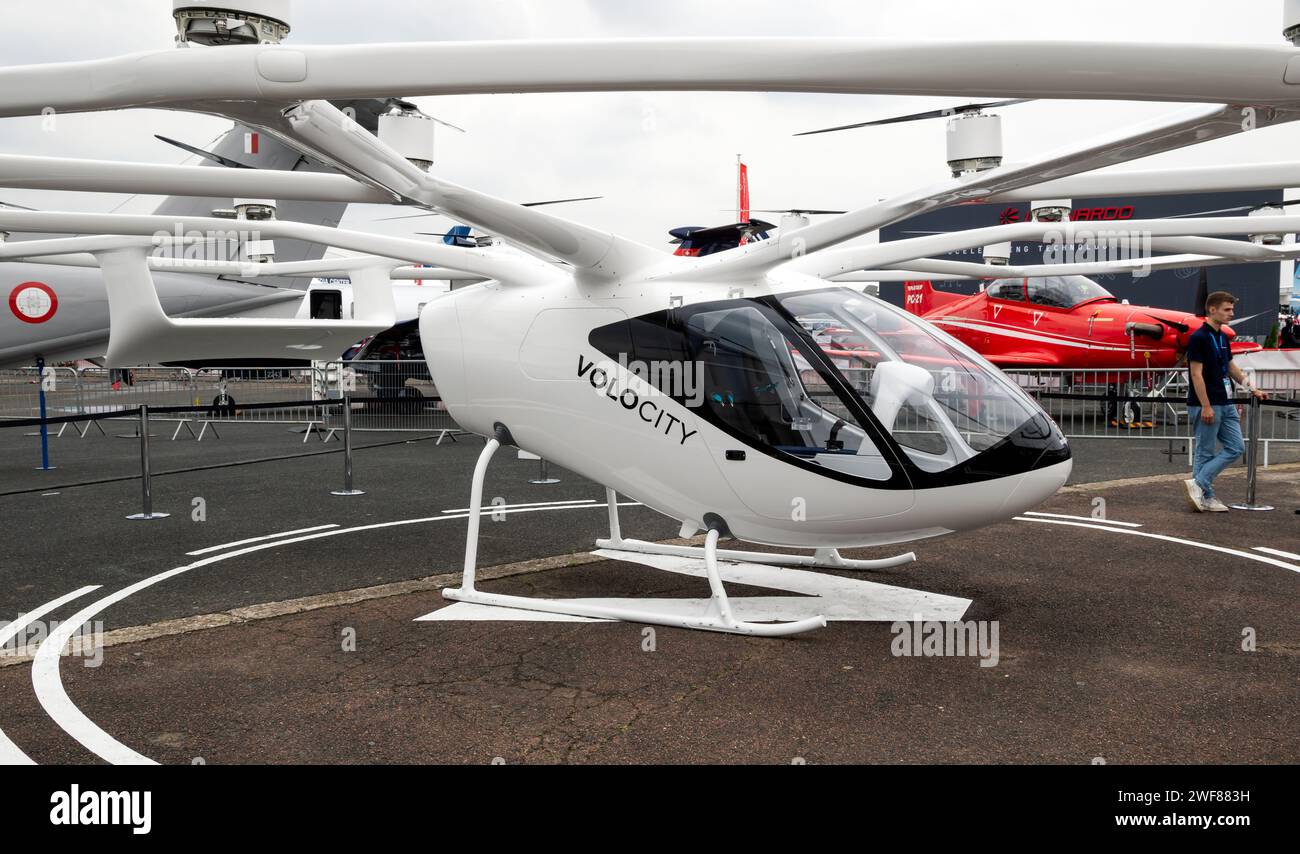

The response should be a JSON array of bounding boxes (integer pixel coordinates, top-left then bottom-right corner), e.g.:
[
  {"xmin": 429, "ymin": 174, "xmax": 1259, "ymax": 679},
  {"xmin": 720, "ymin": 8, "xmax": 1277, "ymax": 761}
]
[
  {"xmin": 185, "ymin": 524, "xmax": 341, "ymax": 556},
  {"xmin": 441, "ymin": 499, "xmax": 597, "ymax": 514},
  {"xmin": 1022, "ymin": 512, "xmax": 1142, "ymax": 528},
  {"xmin": 1015, "ymin": 518, "xmax": 1300, "ymax": 574},
  {"xmin": 0, "ymin": 585, "xmax": 101, "ymax": 765},
  {"xmin": 1253, "ymin": 546, "xmax": 1300, "ymax": 561},
  {"xmin": 28, "ymin": 501, "xmax": 646, "ymax": 764}
]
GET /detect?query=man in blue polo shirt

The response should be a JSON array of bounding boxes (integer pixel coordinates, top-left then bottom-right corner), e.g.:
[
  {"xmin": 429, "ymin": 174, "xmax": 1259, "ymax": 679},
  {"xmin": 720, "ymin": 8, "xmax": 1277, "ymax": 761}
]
[{"xmin": 1183, "ymin": 291, "xmax": 1269, "ymax": 512}]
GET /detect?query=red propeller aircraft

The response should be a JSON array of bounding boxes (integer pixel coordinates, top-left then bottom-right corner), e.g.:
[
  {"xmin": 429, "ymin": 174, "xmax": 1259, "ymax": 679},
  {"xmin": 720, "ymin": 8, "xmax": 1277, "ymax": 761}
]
[
  {"xmin": 888, "ymin": 272, "xmax": 1265, "ymax": 428},
  {"xmin": 901, "ymin": 274, "xmax": 1261, "ymax": 370}
]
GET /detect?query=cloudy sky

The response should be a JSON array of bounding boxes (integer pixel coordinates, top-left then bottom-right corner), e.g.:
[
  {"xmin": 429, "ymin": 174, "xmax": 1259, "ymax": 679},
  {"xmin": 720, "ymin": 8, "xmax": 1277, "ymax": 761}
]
[{"xmin": 2, "ymin": 1, "xmax": 1299, "ymax": 252}]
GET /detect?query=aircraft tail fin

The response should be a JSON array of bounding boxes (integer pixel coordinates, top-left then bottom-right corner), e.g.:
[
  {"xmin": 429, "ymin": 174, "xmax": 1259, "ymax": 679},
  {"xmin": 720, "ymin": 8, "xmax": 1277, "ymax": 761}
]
[{"xmin": 903, "ymin": 280, "xmax": 965, "ymax": 317}]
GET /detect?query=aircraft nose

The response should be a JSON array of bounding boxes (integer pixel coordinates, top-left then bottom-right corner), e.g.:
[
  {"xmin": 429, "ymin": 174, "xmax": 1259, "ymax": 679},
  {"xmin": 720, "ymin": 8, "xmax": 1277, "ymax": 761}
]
[
  {"xmin": 992, "ymin": 413, "xmax": 1072, "ymax": 517},
  {"xmin": 997, "ymin": 456, "xmax": 1072, "ymax": 518}
]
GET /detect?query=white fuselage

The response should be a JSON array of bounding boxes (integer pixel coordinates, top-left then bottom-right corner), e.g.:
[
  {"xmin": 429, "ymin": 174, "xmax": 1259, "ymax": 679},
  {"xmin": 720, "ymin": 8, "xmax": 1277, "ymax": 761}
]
[{"xmin": 421, "ymin": 269, "xmax": 1071, "ymax": 549}]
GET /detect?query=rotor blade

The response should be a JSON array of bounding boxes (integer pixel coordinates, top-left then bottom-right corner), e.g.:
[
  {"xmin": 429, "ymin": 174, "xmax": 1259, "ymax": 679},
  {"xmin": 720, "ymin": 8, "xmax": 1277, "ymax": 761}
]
[
  {"xmin": 1164, "ymin": 197, "xmax": 1300, "ymax": 219},
  {"xmin": 795, "ymin": 98, "xmax": 1031, "ymax": 136},
  {"xmin": 3, "ymin": 40, "xmax": 1300, "ymax": 120},
  {"xmin": 689, "ymin": 103, "xmax": 1300, "ymax": 281},
  {"xmin": 0, "ymin": 198, "xmax": 38, "ymax": 211},
  {"xmin": 521, "ymin": 196, "xmax": 602, "ymax": 207},
  {"xmin": 0, "ymin": 209, "xmax": 548, "ymax": 284},
  {"xmin": 154, "ymin": 134, "xmax": 255, "ymax": 169},
  {"xmin": 371, "ymin": 196, "xmax": 602, "ymax": 222},
  {"xmin": 739, "ymin": 209, "xmax": 848, "ymax": 215},
  {"xmin": 1147, "ymin": 313, "xmax": 1191, "ymax": 334},
  {"xmin": 1196, "ymin": 266, "xmax": 1210, "ymax": 317},
  {"xmin": 1166, "ymin": 205, "xmax": 1261, "ymax": 218}
]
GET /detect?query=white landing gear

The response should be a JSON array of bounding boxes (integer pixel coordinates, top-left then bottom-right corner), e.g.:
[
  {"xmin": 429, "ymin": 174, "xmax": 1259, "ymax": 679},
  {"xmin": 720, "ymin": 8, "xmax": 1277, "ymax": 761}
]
[
  {"xmin": 442, "ymin": 433, "xmax": 855, "ymax": 636},
  {"xmin": 597, "ymin": 487, "xmax": 917, "ymax": 572}
]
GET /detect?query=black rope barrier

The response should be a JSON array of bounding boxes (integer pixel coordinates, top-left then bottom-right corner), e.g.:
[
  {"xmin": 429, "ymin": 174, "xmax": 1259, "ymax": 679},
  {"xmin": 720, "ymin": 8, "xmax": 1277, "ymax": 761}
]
[{"xmin": 0, "ymin": 396, "xmax": 441, "ymax": 429}]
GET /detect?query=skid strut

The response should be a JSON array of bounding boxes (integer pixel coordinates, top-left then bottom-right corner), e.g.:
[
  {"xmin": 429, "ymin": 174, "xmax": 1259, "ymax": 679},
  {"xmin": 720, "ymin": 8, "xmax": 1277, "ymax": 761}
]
[{"xmin": 441, "ymin": 434, "xmax": 831, "ymax": 636}]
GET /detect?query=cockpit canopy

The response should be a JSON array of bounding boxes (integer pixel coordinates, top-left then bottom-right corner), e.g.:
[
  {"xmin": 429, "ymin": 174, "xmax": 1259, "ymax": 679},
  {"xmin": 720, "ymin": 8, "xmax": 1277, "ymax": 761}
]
[
  {"xmin": 588, "ymin": 288, "xmax": 1067, "ymax": 486},
  {"xmin": 985, "ymin": 275, "xmax": 1115, "ymax": 309}
]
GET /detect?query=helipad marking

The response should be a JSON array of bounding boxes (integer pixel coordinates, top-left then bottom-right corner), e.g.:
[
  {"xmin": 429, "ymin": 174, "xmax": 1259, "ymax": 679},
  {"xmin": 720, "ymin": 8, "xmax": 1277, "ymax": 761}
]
[
  {"xmin": 25, "ymin": 501, "xmax": 651, "ymax": 764},
  {"xmin": 441, "ymin": 499, "xmax": 598, "ymax": 514},
  {"xmin": 1253, "ymin": 546, "xmax": 1300, "ymax": 561},
  {"xmin": 0, "ymin": 585, "xmax": 101, "ymax": 765},
  {"xmin": 421, "ymin": 549, "xmax": 972, "ymax": 625},
  {"xmin": 1022, "ymin": 512, "xmax": 1141, "ymax": 528},
  {"xmin": 185, "ymin": 524, "xmax": 341, "ymax": 556},
  {"xmin": 1015, "ymin": 518, "xmax": 1300, "ymax": 574}
]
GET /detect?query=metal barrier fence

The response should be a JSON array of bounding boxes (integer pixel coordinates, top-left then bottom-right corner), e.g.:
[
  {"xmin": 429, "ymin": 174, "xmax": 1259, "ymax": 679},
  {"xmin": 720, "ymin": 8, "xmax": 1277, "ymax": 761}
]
[
  {"xmin": 0, "ymin": 366, "xmax": 83, "ymax": 435},
  {"xmin": 2, "ymin": 362, "xmax": 1294, "ymax": 516},
  {"xmin": 0, "ymin": 362, "xmax": 465, "ymax": 441},
  {"xmin": 2, "ymin": 362, "xmax": 1295, "ymax": 452},
  {"xmin": 322, "ymin": 360, "xmax": 463, "ymax": 437}
]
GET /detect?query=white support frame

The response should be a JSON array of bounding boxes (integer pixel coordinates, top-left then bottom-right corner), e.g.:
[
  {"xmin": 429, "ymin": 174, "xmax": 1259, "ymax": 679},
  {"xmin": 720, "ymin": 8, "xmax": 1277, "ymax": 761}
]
[
  {"xmin": 596, "ymin": 488, "xmax": 917, "ymax": 572},
  {"xmin": 441, "ymin": 440, "xmax": 926, "ymax": 636}
]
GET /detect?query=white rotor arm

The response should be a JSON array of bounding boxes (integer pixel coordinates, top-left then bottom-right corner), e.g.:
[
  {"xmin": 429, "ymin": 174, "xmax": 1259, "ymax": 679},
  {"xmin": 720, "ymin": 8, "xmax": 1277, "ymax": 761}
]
[
  {"xmin": 0, "ymin": 153, "xmax": 392, "ymax": 204},
  {"xmin": 4, "ymin": 247, "xmax": 489, "ymax": 283},
  {"xmin": 0, "ymin": 209, "xmax": 543, "ymax": 284},
  {"xmin": 841, "ymin": 253, "xmax": 1239, "ymax": 281},
  {"xmin": 207, "ymin": 99, "xmax": 661, "ymax": 275},
  {"xmin": 2, "ymin": 39, "xmax": 1300, "ymax": 118},
  {"xmin": 1145, "ymin": 236, "xmax": 1291, "ymax": 260},
  {"xmin": 96, "ymin": 246, "xmax": 395, "ymax": 366},
  {"xmin": 794, "ymin": 214, "xmax": 1300, "ymax": 278},
  {"xmin": 990, "ymin": 161, "xmax": 1300, "ymax": 202}
]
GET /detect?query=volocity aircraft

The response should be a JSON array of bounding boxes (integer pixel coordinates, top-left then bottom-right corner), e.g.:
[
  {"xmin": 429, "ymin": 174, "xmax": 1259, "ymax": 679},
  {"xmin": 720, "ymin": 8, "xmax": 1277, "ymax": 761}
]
[{"xmin": 6, "ymin": 0, "xmax": 1300, "ymax": 635}]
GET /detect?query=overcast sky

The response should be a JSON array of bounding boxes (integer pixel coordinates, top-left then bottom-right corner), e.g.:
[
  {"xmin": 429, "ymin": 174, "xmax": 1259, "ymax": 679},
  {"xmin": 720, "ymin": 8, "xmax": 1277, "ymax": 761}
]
[{"xmin": 2, "ymin": 1, "xmax": 1299, "ymax": 252}]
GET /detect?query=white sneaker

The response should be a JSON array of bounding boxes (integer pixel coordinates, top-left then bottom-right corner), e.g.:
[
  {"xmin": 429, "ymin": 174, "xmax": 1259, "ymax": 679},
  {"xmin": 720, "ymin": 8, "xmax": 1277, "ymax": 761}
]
[
  {"xmin": 1183, "ymin": 479, "xmax": 1206, "ymax": 513},
  {"xmin": 1205, "ymin": 497, "xmax": 1231, "ymax": 513}
]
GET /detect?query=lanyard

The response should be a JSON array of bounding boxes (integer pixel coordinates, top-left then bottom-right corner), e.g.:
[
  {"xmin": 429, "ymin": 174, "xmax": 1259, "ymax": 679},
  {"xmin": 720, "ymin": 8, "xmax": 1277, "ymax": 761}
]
[{"xmin": 1206, "ymin": 330, "xmax": 1227, "ymax": 376}]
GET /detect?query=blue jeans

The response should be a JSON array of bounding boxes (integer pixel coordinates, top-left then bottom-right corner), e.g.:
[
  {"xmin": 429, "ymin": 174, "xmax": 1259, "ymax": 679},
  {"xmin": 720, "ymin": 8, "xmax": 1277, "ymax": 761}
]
[{"xmin": 1189, "ymin": 405, "xmax": 1244, "ymax": 498}]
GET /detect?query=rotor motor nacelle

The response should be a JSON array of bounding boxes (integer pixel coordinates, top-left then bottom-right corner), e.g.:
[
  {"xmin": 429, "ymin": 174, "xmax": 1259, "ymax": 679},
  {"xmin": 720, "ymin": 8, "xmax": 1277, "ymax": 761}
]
[
  {"xmin": 1030, "ymin": 199, "xmax": 1073, "ymax": 223},
  {"xmin": 378, "ymin": 110, "xmax": 437, "ymax": 172},
  {"xmin": 234, "ymin": 197, "xmax": 276, "ymax": 262},
  {"xmin": 983, "ymin": 241, "xmax": 1012, "ymax": 265},
  {"xmin": 946, "ymin": 112, "xmax": 1003, "ymax": 176},
  {"xmin": 1286, "ymin": 0, "xmax": 1300, "ymax": 45},
  {"xmin": 172, "ymin": 1, "xmax": 291, "ymax": 46},
  {"xmin": 1248, "ymin": 204, "xmax": 1288, "ymax": 245}
]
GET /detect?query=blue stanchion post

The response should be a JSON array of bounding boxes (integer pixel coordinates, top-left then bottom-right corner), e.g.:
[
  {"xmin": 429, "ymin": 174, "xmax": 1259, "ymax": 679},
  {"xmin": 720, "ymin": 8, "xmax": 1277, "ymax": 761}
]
[{"xmin": 35, "ymin": 356, "xmax": 54, "ymax": 471}]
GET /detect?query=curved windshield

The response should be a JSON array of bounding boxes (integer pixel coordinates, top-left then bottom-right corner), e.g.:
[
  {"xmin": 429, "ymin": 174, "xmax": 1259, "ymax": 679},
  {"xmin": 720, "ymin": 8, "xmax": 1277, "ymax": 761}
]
[
  {"xmin": 989, "ymin": 275, "xmax": 1114, "ymax": 309},
  {"xmin": 680, "ymin": 303, "xmax": 893, "ymax": 480},
  {"xmin": 775, "ymin": 289, "xmax": 1045, "ymax": 473},
  {"xmin": 587, "ymin": 288, "xmax": 1060, "ymax": 482}
]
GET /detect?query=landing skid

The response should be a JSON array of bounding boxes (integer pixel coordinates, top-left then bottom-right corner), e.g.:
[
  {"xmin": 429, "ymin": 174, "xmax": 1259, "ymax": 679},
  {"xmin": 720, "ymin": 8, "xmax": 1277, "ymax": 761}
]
[
  {"xmin": 597, "ymin": 488, "xmax": 916, "ymax": 571},
  {"xmin": 441, "ymin": 433, "xmax": 913, "ymax": 636}
]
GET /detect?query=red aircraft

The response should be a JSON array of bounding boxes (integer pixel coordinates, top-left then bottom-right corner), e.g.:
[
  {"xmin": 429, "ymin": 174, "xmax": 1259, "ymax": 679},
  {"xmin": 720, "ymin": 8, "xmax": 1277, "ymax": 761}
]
[{"xmin": 900, "ymin": 274, "xmax": 1261, "ymax": 371}]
